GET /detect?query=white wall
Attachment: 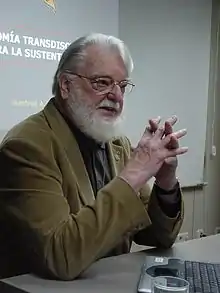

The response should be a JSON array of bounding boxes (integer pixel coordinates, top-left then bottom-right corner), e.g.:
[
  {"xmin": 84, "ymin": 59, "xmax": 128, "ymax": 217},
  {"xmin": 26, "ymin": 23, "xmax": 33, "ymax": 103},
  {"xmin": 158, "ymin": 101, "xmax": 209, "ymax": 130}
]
[
  {"xmin": 119, "ymin": 0, "xmax": 220, "ymax": 240},
  {"xmin": 119, "ymin": 0, "xmax": 212, "ymax": 187}
]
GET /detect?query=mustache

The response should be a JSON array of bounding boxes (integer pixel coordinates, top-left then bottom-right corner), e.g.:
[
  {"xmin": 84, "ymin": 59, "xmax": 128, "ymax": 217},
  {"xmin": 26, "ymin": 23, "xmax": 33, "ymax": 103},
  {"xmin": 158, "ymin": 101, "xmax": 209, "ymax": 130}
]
[{"xmin": 97, "ymin": 98, "xmax": 120, "ymax": 110}]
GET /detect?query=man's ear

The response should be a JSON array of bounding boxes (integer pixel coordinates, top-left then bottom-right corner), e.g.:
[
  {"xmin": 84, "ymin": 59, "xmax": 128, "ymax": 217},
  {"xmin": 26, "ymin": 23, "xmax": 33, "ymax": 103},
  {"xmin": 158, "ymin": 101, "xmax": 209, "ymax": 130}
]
[{"xmin": 58, "ymin": 73, "xmax": 71, "ymax": 100}]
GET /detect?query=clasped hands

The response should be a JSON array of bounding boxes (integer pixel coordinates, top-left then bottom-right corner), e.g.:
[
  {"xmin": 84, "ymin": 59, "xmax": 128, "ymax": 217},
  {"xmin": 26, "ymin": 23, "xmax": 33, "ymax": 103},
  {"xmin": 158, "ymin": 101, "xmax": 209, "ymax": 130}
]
[
  {"xmin": 120, "ymin": 116, "xmax": 188, "ymax": 193},
  {"xmin": 147, "ymin": 115, "xmax": 187, "ymax": 191}
]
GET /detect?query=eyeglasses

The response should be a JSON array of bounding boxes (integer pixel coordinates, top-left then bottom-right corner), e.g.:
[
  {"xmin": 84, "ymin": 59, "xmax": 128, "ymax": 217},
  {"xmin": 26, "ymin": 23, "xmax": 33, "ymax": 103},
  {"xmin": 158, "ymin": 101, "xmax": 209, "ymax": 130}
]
[{"xmin": 64, "ymin": 70, "xmax": 135, "ymax": 95}]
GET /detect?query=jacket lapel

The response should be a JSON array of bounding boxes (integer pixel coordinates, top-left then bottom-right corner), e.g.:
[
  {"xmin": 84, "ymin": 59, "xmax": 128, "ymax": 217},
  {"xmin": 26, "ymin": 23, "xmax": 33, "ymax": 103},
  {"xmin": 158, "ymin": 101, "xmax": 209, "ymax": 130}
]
[
  {"xmin": 107, "ymin": 142, "xmax": 125, "ymax": 177},
  {"xmin": 43, "ymin": 99, "xmax": 126, "ymax": 204},
  {"xmin": 43, "ymin": 99, "xmax": 95, "ymax": 206}
]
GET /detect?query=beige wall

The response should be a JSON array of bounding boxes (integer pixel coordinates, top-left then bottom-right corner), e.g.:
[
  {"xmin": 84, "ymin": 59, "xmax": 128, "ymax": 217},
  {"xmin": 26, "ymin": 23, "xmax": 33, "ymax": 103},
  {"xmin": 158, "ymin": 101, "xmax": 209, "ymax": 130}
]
[
  {"xmin": 203, "ymin": 0, "xmax": 220, "ymax": 237},
  {"xmin": 131, "ymin": 1, "xmax": 220, "ymax": 252},
  {"xmin": 180, "ymin": 188, "xmax": 205, "ymax": 238},
  {"xmin": 181, "ymin": 0, "xmax": 220, "ymax": 239}
]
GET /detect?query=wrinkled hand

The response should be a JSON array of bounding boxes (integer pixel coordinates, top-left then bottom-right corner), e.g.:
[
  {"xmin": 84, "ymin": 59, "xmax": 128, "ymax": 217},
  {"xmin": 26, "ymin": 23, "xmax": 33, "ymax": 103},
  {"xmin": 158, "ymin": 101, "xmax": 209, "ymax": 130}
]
[
  {"xmin": 148, "ymin": 115, "xmax": 187, "ymax": 190},
  {"xmin": 120, "ymin": 120, "xmax": 188, "ymax": 193}
]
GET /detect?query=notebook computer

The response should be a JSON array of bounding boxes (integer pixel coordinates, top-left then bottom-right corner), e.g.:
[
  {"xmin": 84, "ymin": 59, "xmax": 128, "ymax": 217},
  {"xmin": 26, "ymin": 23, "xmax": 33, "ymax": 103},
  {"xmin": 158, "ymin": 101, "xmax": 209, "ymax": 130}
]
[{"xmin": 137, "ymin": 256, "xmax": 220, "ymax": 293}]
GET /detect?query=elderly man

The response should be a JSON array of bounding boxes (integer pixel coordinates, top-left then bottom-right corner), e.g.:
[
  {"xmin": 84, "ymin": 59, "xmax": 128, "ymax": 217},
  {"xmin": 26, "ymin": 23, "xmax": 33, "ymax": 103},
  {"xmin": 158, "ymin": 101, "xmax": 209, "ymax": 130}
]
[{"xmin": 0, "ymin": 33, "xmax": 188, "ymax": 280}]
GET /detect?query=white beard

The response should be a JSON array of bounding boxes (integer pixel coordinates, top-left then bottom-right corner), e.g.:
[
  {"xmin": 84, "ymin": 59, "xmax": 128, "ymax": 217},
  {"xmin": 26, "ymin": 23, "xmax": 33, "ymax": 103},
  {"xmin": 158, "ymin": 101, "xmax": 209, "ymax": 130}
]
[{"xmin": 66, "ymin": 88, "xmax": 125, "ymax": 143}]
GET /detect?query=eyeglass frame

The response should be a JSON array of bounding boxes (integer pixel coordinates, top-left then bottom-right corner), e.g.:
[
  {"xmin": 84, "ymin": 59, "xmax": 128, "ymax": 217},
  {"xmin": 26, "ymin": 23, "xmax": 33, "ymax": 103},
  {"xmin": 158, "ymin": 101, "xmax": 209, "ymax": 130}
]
[{"xmin": 63, "ymin": 70, "xmax": 135, "ymax": 95}]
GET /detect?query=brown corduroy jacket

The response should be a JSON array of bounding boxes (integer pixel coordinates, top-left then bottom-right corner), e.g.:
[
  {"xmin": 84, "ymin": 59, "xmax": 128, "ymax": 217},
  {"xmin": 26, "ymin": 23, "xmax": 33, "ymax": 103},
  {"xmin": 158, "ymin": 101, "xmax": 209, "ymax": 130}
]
[{"xmin": 0, "ymin": 98, "xmax": 184, "ymax": 280}]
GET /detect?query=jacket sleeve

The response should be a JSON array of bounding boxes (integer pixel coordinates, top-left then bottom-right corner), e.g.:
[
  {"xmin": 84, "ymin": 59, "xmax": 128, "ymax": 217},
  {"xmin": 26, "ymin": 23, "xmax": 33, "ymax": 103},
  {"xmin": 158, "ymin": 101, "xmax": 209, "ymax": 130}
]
[
  {"xmin": 123, "ymin": 137, "xmax": 184, "ymax": 249},
  {"xmin": 133, "ymin": 184, "xmax": 184, "ymax": 248},
  {"xmin": 0, "ymin": 137, "xmax": 151, "ymax": 281}
]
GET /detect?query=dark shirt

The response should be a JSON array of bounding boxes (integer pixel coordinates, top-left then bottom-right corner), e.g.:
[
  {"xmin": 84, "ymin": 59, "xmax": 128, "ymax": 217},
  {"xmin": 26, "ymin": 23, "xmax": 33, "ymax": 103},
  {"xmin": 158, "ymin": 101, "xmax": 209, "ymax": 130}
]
[
  {"xmin": 73, "ymin": 125, "xmax": 112, "ymax": 195},
  {"xmin": 54, "ymin": 98, "xmax": 180, "ymax": 218},
  {"xmin": 72, "ymin": 125, "xmax": 180, "ymax": 218}
]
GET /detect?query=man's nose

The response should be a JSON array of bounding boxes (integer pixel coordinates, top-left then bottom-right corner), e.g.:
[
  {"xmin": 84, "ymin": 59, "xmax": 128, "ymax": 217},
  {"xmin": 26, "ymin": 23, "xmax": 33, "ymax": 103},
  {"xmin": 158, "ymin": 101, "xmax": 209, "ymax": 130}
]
[{"xmin": 107, "ymin": 84, "xmax": 124, "ymax": 103}]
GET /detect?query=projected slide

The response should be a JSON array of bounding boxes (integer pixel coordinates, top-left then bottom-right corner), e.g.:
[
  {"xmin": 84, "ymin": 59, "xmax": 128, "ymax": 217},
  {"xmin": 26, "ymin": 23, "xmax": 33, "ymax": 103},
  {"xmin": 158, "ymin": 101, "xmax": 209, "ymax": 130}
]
[
  {"xmin": 0, "ymin": 0, "xmax": 119, "ymax": 139},
  {"xmin": 0, "ymin": 0, "xmax": 71, "ymax": 133}
]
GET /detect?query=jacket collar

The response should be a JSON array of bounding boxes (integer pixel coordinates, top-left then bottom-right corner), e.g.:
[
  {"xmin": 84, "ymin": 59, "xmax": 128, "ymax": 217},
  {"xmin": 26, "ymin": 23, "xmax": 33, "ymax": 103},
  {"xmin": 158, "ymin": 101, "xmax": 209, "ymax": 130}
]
[{"xmin": 43, "ymin": 98, "xmax": 125, "ymax": 204}]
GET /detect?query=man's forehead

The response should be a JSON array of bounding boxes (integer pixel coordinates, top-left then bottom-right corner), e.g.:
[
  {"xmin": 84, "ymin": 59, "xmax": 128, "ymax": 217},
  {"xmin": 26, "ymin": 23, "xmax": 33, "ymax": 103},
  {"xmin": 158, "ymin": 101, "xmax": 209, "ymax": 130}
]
[{"xmin": 83, "ymin": 44, "xmax": 127, "ymax": 79}]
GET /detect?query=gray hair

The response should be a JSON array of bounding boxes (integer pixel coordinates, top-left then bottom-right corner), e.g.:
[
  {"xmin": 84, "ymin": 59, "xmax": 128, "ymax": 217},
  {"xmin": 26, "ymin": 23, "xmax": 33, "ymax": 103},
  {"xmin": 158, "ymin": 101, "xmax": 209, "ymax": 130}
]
[{"xmin": 52, "ymin": 33, "xmax": 134, "ymax": 95}]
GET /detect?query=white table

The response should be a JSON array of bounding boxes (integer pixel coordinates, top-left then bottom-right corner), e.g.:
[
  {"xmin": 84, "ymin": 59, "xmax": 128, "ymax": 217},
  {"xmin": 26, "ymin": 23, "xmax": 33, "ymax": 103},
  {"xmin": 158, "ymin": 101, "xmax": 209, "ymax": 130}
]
[{"xmin": 2, "ymin": 235, "xmax": 220, "ymax": 293}]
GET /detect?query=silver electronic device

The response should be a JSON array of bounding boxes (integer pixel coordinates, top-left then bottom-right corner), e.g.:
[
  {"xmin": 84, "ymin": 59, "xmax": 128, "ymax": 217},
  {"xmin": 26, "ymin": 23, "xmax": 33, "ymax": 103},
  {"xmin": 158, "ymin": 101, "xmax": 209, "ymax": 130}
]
[{"xmin": 137, "ymin": 256, "xmax": 185, "ymax": 293}]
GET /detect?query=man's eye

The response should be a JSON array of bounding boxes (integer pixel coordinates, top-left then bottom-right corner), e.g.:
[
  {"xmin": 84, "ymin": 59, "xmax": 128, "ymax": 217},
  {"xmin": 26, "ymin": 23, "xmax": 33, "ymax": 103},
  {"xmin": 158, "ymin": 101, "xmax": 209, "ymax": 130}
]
[
  {"xmin": 120, "ymin": 82, "xmax": 127, "ymax": 88},
  {"xmin": 97, "ymin": 79, "xmax": 110, "ymax": 87}
]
